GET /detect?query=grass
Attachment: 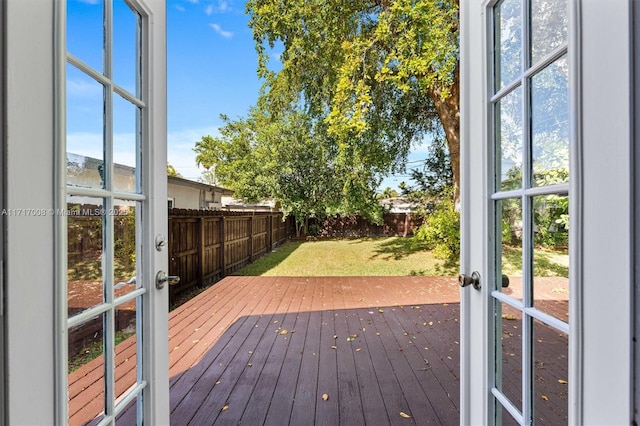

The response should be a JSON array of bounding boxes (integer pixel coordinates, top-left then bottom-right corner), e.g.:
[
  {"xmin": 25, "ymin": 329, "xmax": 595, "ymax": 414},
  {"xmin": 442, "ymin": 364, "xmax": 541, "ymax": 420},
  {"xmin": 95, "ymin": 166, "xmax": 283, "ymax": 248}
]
[
  {"xmin": 237, "ymin": 237, "xmax": 569, "ymax": 278},
  {"xmin": 236, "ymin": 237, "xmax": 460, "ymax": 276}
]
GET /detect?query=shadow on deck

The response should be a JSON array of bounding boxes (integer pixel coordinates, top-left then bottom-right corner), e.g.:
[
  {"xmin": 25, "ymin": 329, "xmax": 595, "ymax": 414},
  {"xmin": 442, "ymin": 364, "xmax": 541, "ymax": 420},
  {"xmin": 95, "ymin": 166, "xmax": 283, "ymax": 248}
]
[{"xmin": 69, "ymin": 275, "xmax": 567, "ymax": 425}]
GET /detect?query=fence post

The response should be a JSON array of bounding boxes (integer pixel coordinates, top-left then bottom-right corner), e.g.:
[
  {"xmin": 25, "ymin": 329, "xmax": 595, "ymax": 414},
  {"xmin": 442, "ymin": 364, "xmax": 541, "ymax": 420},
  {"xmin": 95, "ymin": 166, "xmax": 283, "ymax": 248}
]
[
  {"xmin": 267, "ymin": 214, "xmax": 273, "ymax": 252},
  {"xmin": 248, "ymin": 215, "xmax": 254, "ymax": 262},
  {"xmin": 220, "ymin": 216, "xmax": 226, "ymax": 277},
  {"xmin": 198, "ymin": 216, "xmax": 205, "ymax": 287}
]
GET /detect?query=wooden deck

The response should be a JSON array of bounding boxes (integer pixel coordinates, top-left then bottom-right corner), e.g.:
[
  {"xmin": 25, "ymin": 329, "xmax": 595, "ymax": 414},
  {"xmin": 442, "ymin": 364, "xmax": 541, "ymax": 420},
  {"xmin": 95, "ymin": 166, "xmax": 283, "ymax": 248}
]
[
  {"xmin": 166, "ymin": 276, "xmax": 461, "ymax": 426},
  {"xmin": 69, "ymin": 275, "xmax": 569, "ymax": 425}
]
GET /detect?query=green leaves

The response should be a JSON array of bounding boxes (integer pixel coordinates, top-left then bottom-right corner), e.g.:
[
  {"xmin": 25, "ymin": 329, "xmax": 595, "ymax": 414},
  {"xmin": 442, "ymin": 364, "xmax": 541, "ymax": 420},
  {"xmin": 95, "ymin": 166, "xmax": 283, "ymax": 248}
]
[{"xmin": 246, "ymin": 0, "xmax": 460, "ymax": 207}]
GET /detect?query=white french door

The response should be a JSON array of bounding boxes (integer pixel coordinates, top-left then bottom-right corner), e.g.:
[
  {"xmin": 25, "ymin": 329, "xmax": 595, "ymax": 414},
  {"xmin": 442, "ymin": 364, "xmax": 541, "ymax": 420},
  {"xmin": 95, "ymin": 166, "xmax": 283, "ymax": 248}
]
[
  {"xmin": 461, "ymin": 0, "xmax": 636, "ymax": 424},
  {"xmin": 59, "ymin": 0, "xmax": 169, "ymax": 424}
]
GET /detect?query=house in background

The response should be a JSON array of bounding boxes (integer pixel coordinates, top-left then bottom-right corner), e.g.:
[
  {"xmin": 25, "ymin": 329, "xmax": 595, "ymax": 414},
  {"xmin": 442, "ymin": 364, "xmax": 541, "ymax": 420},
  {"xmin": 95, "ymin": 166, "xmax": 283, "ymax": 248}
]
[
  {"xmin": 168, "ymin": 175, "xmax": 233, "ymax": 210},
  {"xmin": 379, "ymin": 197, "xmax": 417, "ymax": 214},
  {"xmin": 220, "ymin": 196, "xmax": 279, "ymax": 212}
]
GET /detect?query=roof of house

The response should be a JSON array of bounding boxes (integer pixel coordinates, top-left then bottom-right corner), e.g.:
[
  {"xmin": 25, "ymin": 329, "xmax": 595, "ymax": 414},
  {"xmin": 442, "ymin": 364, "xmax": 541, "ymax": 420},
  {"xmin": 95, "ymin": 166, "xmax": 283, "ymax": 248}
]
[{"xmin": 168, "ymin": 175, "xmax": 234, "ymax": 195}]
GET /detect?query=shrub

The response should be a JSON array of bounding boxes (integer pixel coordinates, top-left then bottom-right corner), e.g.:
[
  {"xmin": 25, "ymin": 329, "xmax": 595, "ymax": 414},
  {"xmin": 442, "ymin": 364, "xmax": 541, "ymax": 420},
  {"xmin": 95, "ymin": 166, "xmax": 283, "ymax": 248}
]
[{"xmin": 413, "ymin": 198, "xmax": 460, "ymax": 260}]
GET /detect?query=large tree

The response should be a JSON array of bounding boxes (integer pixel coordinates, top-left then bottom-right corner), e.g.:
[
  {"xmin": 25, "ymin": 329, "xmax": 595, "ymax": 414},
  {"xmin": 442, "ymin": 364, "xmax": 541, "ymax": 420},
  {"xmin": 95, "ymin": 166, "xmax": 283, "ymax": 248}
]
[
  {"xmin": 194, "ymin": 108, "xmax": 372, "ymax": 236},
  {"xmin": 247, "ymin": 0, "xmax": 460, "ymax": 205}
]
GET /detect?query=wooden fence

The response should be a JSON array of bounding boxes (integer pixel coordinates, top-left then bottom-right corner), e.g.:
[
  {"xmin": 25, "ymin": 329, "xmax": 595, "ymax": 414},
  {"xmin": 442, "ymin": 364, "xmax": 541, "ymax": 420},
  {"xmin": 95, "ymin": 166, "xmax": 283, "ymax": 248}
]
[
  {"xmin": 168, "ymin": 209, "xmax": 289, "ymax": 297},
  {"xmin": 312, "ymin": 213, "xmax": 422, "ymax": 238}
]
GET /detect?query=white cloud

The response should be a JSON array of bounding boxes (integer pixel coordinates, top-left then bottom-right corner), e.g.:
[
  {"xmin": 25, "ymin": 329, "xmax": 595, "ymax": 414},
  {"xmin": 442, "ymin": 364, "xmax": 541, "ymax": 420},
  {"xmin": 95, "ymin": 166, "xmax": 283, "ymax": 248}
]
[
  {"xmin": 75, "ymin": 0, "xmax": 100, "ymax": 4},
  {"xmin": 205, "ymin": 1, "xmax": 231, "ymax": 15},
  {"xmin": 65, "ymin": 126, "xmax": 220, "ymax": 182},
  {"xmin": 175, "ymin": 5, "xmax": 186, "ymax": 12},
  {"xmin": 168, "ymin": 126, "xmax": 219, "ymax": 180},
  {"xmin": 209, "ymin": 23, "xmax": 234, "ymax": 39},
  {"xmin": 67, "ymin": 79, "xmax": 103, "ymax": 99}
]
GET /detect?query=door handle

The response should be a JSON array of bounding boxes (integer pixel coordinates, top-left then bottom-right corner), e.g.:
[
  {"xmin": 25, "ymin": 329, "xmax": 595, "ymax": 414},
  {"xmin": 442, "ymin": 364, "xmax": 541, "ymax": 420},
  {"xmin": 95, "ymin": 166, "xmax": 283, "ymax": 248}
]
[
  {"xmin": 502, "ymin": 274, "xmax": 510, "ymax": 288},
  {"xmin": 156, "ymin": 271, "xmax": 180, "ymax": 290},
  {"xmin": 459, "ymin": 271, "xmax": 481, "ymax": 290}
]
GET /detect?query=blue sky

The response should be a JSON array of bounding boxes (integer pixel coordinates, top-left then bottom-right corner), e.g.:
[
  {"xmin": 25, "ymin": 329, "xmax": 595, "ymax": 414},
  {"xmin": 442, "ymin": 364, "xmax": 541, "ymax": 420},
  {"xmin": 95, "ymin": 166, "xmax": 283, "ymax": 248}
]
[
  {"xmin": 67, "ymin": 0, "xmax": 426, "ymax": 191},
  {"xmin": 166, "ymin": 0, "xmax": 428, "ymax": 189}
]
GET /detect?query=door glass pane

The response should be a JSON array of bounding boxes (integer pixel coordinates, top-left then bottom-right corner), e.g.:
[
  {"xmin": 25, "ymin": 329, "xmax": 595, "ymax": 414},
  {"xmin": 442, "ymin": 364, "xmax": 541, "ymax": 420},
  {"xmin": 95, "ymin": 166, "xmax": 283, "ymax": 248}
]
[
  {"xmin": 499, "ymin": 406, "xmax": 521, "ymax": 426},
  {"xmin": 531, "ymin": 0, "xmax": 568, "ymax": 65},
  {"xmin": 494, "ymin": 0, "xmax": 522, "ymax": 90},
  {"xmin": 496, "ymin": 87, "xmax": 523, "ymax": 191},
  {"xmin": 497, "ymin": 303, "xmax": 523, "ymax": 412},
  {"xmin": 67, "ymin": 63, "xmax": 105, "ymax": 189},
  {"xmin": 533, "ymin": 195, "xmax": 569, "ymax": 322},
  {"xmin": 67, "ymin": 0, "xmax": 104, "ymax": 73},
  {"xmin": 113, "ymin": 0, "xmax": 139, "ymax": 95},
  {"xmin": 68, "ymin": 313, "xmax": 106, "ymax": 426},
  {"xmin": 114, "ymin": 200, "xmax": 138, "ymax": 296},
  {"xmin": 498, "ymin": 198, "xmax": 523, "ymax": 299},
  {"xmin": 68, "ymin": 197, "xmax": 104, "ymax": 318},
  {"xmin": 533, "ymin": 320, "xmax": 569, "ymax": 424},
  {"xmin": 115, "ymin": 297, "xmax": 138, "ymax": 404},
  {"xmin": 531, "ymin": 56, "xmax": 569, "ymax": 187},
  {"xmin": 113, "ymin": 94, "xmax": 139, "ymax": 193}
]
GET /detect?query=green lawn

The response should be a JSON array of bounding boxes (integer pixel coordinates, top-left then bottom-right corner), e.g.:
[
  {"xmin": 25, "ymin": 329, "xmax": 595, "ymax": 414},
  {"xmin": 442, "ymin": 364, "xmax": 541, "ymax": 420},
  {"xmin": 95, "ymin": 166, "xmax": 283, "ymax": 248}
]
[
  {"xmin": 236, "ymin": 237, "xmax": 570, "ymax": 278},
  {"xmin": 236, "ymin": 237, "xmax": 459, "ymax": 276}
]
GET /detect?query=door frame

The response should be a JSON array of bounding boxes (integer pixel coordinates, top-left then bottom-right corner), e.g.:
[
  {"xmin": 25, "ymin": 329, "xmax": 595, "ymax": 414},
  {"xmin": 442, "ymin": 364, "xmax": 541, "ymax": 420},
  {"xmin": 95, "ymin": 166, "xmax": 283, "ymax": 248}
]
[
  {"xmin": 0, "ymin": 0, "xmax": 5, "ymax": 423},
  {"xmin": 461, "ymin": 0, "xmax": 635, "ymax": 424},
  {"xmin": 53, "ymin": 0, "xmax": 169, "ymax": 423}
]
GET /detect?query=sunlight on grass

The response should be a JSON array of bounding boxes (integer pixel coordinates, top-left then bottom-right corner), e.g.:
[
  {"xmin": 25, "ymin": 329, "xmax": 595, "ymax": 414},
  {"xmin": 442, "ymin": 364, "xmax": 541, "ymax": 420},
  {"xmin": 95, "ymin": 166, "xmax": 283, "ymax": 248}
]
[{"xmin": 236, "ymin": 237, "xmax": 459, "ymax": 276}]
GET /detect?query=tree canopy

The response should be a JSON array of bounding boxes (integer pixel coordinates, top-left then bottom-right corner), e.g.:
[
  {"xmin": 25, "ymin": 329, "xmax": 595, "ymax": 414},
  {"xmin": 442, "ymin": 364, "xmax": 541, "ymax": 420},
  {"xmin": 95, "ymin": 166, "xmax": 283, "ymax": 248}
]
[
  {"xmin": 194, "ymin": 107, "xmax": 384, "ymax": 235},
  {"xmin": 246, "ymin": 0, "xmax": 460, "ymax": 204}
]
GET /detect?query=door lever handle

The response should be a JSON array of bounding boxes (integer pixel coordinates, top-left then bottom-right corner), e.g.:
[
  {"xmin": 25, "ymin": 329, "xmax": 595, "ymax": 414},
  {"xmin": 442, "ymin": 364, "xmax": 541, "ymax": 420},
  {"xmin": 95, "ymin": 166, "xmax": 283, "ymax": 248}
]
[
  {"xmin": 459, "ymin": 271, "xmax": 481, "ymax": 290},
  {"xmin": 156, "ymin": 271, "xmax": 180, "ymax": 290}
]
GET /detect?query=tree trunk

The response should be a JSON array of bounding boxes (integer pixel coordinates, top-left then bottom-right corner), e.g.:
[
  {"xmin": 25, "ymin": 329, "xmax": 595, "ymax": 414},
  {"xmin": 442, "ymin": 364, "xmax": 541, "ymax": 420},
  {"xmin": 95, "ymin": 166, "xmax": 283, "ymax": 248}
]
[{"xmin": 428, "ymin": 66, "xmax": 460, "ymax": 210}]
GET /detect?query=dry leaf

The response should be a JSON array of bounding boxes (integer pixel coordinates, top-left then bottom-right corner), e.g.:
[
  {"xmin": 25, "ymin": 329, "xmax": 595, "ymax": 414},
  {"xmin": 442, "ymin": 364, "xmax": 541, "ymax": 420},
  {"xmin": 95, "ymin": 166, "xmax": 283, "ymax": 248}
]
[
  {"xmin": 247, "ymin": 363, "xmax": 252, "ymax": 367},
  {"xmin": 541, "ymin": 395, "xmax": 549, "ymax": 401},
  {"xmin": 215, "ymin": 381, "xmax": 221, "ymax": 385},
  {"xmin": 558, "ymin": 379, "xmax": 568, "ymax": 384},
  {"xmin": 428, "ymin": 321, "xmax": 434, "ymax": 326},
  {"xmin": 356, "ymin": 348, "xmax": 362, "ymax": 352},
  {"xmin": 222, "ymin": 405, "xmax": 229, "ymax": 411},
  {"xmin": 322, "ymin": 393, "xmax": 329, "ymax": 401},
  {"xmin": 502, "ymin": 314, "xmax": 517, "ymax": 320},
  {"xmin": 333, "ymin": 335, "xmax": 338, "ymax": 339},
  {"xmin": 378, "ymin": 309, "xmax": 384, "ymax": 313},
  {"xmin": 192, "ymin": 339, "xmax": 199, "ymax": 343},
  {"xmin": 280, "ymin": 329, "xmax": 288, "ymax": 335},
  {"xmin": 331, "ymin": 345, "xmax": 337, "ymax": 349},
  {"xmin": 400, "ymin": 411, "xmax": 411, "ymax": 418}
]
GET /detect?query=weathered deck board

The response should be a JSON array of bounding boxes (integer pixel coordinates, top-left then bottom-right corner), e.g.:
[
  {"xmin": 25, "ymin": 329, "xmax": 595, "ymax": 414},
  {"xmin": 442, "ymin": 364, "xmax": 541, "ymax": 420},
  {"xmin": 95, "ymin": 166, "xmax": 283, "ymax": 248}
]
[{"xmin": 68, "ymin": 275, "xmax": 570, "ymax": 425}]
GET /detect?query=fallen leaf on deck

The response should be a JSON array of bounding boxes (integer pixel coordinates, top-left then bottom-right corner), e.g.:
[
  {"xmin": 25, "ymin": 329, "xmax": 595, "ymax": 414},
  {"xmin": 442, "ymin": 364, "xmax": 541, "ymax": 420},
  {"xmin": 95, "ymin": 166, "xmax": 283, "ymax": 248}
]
[
  {"xmin": 558, "ymin": 379, "xmax": 568, "ymax": 384},
  {"xmin": 331, "ymin": 345, "xmax": 337, "ymax": 349},
  {"xmin": 400, "ymin": 411, "xmax": 411, "ymax": 418},
  {"xmin": 428, "ymin": 321, "xmax": 434, "ymax": 326},
  {"xmin": 222, "ymin": 405, "xmax": 229, "ymax": 411},
  {"xmin": 215, "ymin": 381, "xmax": 221, "ymax": 385},
  {"xmin": 541, "ymin": 395, "xmax": 549, "ymax": 401},
  {"xmin": 378, "ymin": 309, "xmax": 384, "ymax": 313},
  {"xmin": 247, "ymin": 363, "xmax": 252, "ymax": 367},
  {"xmin": 356, "ymin": 348, "xmax": 362, "ymax": 352},
  {"xmin": 322, "ymin": 394, "xmax": 329, "ymax": 401},
  {"xmin": 280, "ymin": 329, "xmax": 288, "ymax": 335}
]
